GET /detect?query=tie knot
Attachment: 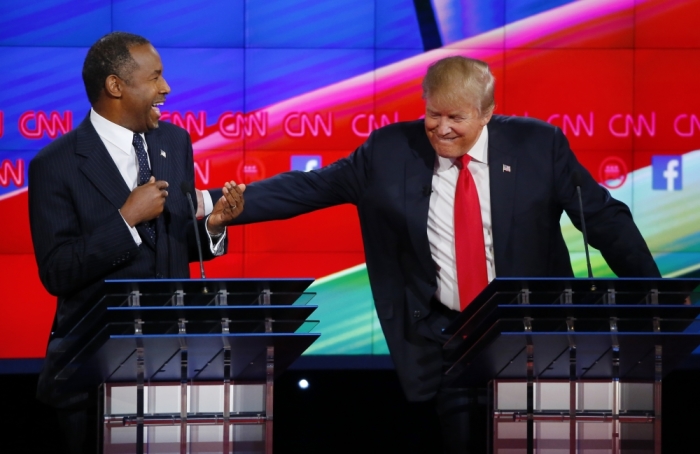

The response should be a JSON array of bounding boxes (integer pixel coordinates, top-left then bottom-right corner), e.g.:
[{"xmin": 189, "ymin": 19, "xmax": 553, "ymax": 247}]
[
  {"xmin": 456, "ymin": 154, "xmax": 470, "ymax": 170},
  {"xmin": 133, "ymin": 133, "xmax": 144, "ymax": 147},
  {"xmin": 132, "ymin": 133, "xmax": 152, "ymax": 185}
]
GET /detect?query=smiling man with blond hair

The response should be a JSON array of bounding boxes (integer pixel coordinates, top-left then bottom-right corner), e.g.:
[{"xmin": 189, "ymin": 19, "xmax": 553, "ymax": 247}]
[{"xmin": 223, "ymin": 55, "xmax": 659, "ymax": 452}]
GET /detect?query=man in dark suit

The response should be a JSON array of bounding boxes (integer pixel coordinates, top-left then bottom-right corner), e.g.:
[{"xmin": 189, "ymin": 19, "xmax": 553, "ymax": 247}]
[
  {"xmin": 225, "ymin": 56, "xmax": 660, "ymax": 452},
  {"xmin": 28, "ymin": 32, "xmax": 244, "ymax": 454}
]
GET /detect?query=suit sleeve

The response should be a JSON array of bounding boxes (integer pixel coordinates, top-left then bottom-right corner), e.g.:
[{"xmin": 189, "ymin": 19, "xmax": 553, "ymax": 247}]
[
  {"xmin": 552, "ymin": 128, "xmax": 661, "ymax": 277},
  {"xmin": 231, "ymin": 132, "xmax": 373, "ymax": 224},
  {"xmin": 28, "ymin": 154, "xmax": 140, "ymax": 297}
]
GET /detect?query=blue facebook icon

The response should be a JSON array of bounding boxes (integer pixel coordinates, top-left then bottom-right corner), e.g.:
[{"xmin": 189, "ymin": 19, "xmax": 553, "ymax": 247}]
[
  {"xmin": 291, "ymin": 155, "xmax": 322, "ymax": 172},
  {"xmin": 652, "ymin": 155, "xmax": 682, "ymax": 191}
]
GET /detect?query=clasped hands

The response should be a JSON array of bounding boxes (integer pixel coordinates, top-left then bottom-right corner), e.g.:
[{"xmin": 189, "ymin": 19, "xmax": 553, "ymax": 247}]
[{"xmin": 120, "ymin": 177, "xmax": 245, "ymax": 235}]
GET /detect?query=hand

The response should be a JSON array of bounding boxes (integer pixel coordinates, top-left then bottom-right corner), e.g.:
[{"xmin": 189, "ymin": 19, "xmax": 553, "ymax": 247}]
[
  {"xmin": 120, "ymin": 176, "xmax": 169, "ymax": 226},
  {"xmin": 195, "ymin": 189, "xmax": 205, "ymax": 219},
  {"xmin": 207, "ymin": 180, "xmax": 246, "ymax": 235}
]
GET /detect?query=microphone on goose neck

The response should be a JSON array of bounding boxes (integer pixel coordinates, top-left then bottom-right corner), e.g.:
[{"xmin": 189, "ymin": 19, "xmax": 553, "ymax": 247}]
[
  {"xmin": 571, "ymin": 171, "xmax": 595, "ymax": 291},
  {"xmin": 180, "ymin": 181, "xmax": 206, "ymax": 283}
]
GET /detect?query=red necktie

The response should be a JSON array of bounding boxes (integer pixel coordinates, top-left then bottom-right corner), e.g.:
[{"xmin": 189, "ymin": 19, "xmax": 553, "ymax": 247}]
[{"xmin": 454, "ymin": 155, "xmax": 488, "ymax": 310}]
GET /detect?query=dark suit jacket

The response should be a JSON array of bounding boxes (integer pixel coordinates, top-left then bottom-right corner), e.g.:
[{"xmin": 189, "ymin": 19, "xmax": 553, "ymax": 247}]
[
  {"xmin": 231, "ymin": 115, "xmax": 660, "ymax": 401},
  {"xmin": 29, "ymin": 114, "xmax": 223, "ymax": 405}
]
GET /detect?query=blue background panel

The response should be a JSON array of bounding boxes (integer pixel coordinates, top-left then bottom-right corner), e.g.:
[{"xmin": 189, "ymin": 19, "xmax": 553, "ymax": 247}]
[
  {"xmin": 375, "ymin": 0, "xmax": 424, "ymax": 49},
  {"xmin": 431, "ymin": 0, "xmax": 506, "ymax": 45},
  {"xmin": 157, "ymin": 48, "xmax": 245, "ymax": 119},
  {"xmin": 374, "ymin": 48, "xmax": 424, "ymax": 69},
  {"xmin": 0, "ymin": 0, "xmax": 110, "ymax": 46},
  {"xmin": 112, "ymin": 0, "xmax": 245, "ymax": 48},
  {"xmin": 504, "ymin": 0, "xmax": 576, "ymax": 23},
  {"xmin": 0, "ymin": 47, "xmax": 90, "ymax": 150},
  {"xmin": 245, "ymin": 0, "xmax": 375, "ymax": 49},
  {"xmin": 244, "ymin": 48, "xmax": 375, "ymax": 111}
]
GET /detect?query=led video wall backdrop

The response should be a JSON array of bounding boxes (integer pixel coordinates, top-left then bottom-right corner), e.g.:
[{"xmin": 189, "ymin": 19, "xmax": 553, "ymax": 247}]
[{"xmin": 1, "ymin": 0, "xmax": 700, "ymax": 364}]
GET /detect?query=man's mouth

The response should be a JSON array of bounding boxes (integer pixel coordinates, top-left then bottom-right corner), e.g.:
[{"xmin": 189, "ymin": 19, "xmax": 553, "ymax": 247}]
[{"xmin": 151, "ymin": 101, "xmax": 164, "ymax": 117}]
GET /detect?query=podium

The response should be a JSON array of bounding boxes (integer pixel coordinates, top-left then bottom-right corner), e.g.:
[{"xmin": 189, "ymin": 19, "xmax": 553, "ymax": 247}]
[
  {"xmin": 443, "ymin": 278, "xmax": 700, "ymax": 454},
  {"xmin": 47, "ymin": 278, "xmax": 320, "ymax": 454}
]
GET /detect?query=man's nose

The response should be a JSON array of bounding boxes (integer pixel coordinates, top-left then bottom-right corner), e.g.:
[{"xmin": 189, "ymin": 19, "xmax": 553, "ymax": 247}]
[
  {"xmin": 438, "ymin": 120, "xmax": 451, "ymax": 135},
  {"xmin": 160, "ymin": 76, "xmax": 171, "ymax": 94}
]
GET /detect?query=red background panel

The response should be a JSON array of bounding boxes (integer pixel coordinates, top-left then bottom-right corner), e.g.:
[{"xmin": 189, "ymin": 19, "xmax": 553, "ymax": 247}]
[
  {"xmin": 632, "ymin": 151, "xmax": 658, "ymax": 173},
  {"xmin": 503, "ymin": 49, "xmax": 634, "ymax": 153},
  {"xmin": 0, "ymin": 254, "xmax": 53, "ymax": 358},
  {"xmin": 504, "ymin": 0, "xmax": 635, "ymax": 50},
  {"xmin": 242, "ymin": 252, "xmax": 366, "ymax": 278},
  {"xmin": 634, "ymin": 49, "xmax": 700, "ymax": 152},
  {"xmin": 243, "ymin": 205, "xmax": 362, "ymax": 253},
  {"xmin": 0, "ymin": 190, "xmax": 32, "ymax": 254},
  {"xmin": 191, "ymin": 251, "xmax": 244, "ymax": 278},
  {"xmin": 245, "ymin": 76, "xmax": 375, "ymax": 152},
  {"xmin": 636, "ymin": 0, "xmax": 700, "ymax": 49},
  {"xmin": 575, "ymin": 150, "xmax": 633, "ymax": 189},
  {"xmin": 240, "ymin": 150, "xmax": 349, "ymax": 180},
  {"xmin": 193, "ymin": 148, "xmax": 244, "ymax": 188}
]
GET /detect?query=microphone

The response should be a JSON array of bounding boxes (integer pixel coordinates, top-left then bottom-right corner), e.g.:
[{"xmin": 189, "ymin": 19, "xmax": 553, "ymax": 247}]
[
  {"xmin": 181, "ymin": 181, "xmax": 206, "ymax": 281},
  {"xmin": 571, "ymin": 171, "xmax": 595, "ymax": 290}
]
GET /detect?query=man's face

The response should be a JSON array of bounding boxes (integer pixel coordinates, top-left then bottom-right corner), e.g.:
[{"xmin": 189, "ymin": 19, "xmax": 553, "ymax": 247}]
[
  {"xmin": 424, "ymin": 95, "xmax": 491, "ymax": 159},
  {"xmin": 119, "ymin": 43, "xmax": 170, "ymax": 133}
]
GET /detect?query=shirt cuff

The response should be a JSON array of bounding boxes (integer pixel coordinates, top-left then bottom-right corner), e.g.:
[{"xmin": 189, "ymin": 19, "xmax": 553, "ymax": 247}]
[
  {"xmin": 205, "ymin": 214, "xmax": 226, "ymax": 256},
  {"xmin": 202, "ymin": 190, "xmax": 214, "ymax": 217},
  {"xmin": 119, "ymin": 210, "xmax": 142, "ymax": 246}
]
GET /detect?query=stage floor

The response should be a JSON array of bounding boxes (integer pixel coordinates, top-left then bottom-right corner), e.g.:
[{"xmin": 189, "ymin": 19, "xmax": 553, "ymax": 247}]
[{"xmin": 1, "ymin": 368, "xmax": 698, "ymax": 453}]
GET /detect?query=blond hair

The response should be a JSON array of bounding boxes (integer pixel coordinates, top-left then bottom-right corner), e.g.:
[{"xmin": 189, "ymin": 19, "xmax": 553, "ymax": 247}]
[{"xmin": 422, "ymin": 56, "xmax": 495, "ymax": 116}]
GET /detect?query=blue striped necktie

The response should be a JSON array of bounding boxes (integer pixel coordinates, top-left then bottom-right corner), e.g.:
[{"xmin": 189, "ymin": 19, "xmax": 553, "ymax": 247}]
[{"xmin": 132, "ymin": 133, "xmax": 157, "ymax": 243}]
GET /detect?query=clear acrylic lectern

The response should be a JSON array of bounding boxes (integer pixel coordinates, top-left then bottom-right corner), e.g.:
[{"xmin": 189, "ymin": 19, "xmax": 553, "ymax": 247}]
[
  {"xmin": 46, "ymin": 278, "xmax": 320, "ymax": 454},
  {"xmin": 443, "ymin": 278, "xmax": 700, "ymax": 454}
]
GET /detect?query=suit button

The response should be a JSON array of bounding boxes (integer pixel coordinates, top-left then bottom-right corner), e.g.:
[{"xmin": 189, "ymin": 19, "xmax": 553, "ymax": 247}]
[{"xmin": 413, "ymin": 310, "xmax": 421, "ymax": 318}]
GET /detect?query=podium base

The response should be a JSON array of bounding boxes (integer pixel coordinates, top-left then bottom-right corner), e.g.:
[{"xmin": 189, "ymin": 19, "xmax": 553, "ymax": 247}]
[
  {"xmin": 491, "ymin": 380, "xmax": 660, "ymax": 454},
  {"xmin": 103, "ymin": 382, "xmax": 268, "ymax": 454}
]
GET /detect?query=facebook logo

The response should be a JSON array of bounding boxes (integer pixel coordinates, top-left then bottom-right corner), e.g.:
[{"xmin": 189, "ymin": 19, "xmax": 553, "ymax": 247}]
[
  {"xmin": 652, "ymin": 155, "xmax": 682, "ymax": 191},
  {"xmin": 291, "ymin": 155, "xmax": 322, "ymax": 172}
]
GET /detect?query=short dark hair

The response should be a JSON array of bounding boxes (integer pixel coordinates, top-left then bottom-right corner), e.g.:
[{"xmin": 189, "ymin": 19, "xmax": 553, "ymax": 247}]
[{"xmin": 82, "ymin": 32, "xmax": 150, "ymax": 105}]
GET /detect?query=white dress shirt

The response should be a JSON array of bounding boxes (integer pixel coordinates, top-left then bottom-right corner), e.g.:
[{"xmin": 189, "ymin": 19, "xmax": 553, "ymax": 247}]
[
  {"xmin": 427, "ymin": 126, "xmax": 495, "ymax": 311},
  {"xmin": 89, "ymin": 109, "xmax": 224, "ymax": 254}
]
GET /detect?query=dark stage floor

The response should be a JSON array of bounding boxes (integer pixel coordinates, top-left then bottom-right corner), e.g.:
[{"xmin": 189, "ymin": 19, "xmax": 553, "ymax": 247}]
[{"xmin": 0, "ymin": 368, "xmax": 698, "ymax": 453}]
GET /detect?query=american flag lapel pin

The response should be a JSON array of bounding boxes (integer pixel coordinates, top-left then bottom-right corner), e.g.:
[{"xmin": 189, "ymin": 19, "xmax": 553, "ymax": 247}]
[
  {"xmin": 503, "ymin": 164, "xmax": 511, "ymax": 173},
  {"xmin": 160, "ymin": 150, "xmax": 167, "ymax": 158}
]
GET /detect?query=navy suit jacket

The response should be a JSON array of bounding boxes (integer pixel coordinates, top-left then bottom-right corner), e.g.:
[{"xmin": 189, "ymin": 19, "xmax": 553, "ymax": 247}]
[
  {"xmin": 231, "ymin": 115, "xmax": 660, "ymax": 401},
  {"xmin": 29, "ymin": 115, "xmax": 222, "ymax": 405}
]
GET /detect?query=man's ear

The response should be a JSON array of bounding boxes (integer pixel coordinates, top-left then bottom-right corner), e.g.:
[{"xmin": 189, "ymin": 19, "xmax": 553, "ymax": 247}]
[
  {"xmin": 481, "ymin": 111, "xmax": 493, "ymax": 126},
  {"xmin": 104, "ymin": 75, "xmax": 123, "ymax": 99}
]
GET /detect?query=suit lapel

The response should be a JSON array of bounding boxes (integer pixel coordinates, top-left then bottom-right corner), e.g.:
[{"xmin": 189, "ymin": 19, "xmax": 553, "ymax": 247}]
[
  {"xmin": 145, "ymin": 129, "xmax": 168, "ymax": 183},
  {"xmin": 405, "ymin": 128, "xmax": 437, "ymax": 278},
  {"xmin": 77, "ymin": 114, "xmax": 157, "ymax": 250},
  {"xmin": 487, "ymin": 118, "xmax": 517, "ymax": 274},
  {"xmin": 76, "ymin": 115, "xmax": 133, "ymax": 213}
]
